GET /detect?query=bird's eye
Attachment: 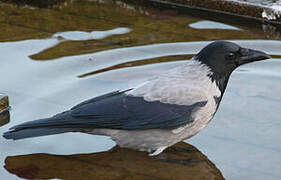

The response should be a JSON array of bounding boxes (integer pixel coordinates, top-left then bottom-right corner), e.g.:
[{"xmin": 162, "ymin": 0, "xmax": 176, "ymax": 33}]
[
  {"xmin": 225, "ymin": 53, "xmax": 236, "ymax": 60},
  {"xmin": 239, "ymin": 48, "xmax": 251, "ymax": 56}
]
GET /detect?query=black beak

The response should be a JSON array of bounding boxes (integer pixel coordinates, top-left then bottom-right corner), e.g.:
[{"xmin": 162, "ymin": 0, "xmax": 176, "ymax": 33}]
[{"xmin": 237, "ymin": 48, "xmax": 270, "ymax": 66}]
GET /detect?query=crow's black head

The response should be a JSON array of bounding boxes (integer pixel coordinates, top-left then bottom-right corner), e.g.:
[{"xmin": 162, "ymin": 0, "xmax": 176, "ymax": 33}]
[
  {"xmin": 195, "ymin": 41, "xmax": 270, "ymax": 78},
  {"xmin": 195, "ymin": 41, "xmax": 270, "ymax": 95}
]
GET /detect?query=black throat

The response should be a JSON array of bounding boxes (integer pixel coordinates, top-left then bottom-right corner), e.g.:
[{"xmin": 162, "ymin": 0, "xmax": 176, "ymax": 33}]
[{"xmin": 208, "ymin": 73, "xmax": 230, "ymax": 105}]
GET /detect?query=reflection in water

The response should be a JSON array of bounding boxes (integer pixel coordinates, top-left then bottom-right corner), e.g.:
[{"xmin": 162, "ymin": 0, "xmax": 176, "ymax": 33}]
[
  {"xmin": 53, "ymin": 27, "xmax": 131, "ymax": 41},
  {"xmin": 78, "ymin": 54, "xmax": 193, "ymax": 78},
  {"xmin": 74, "ymin": 40, "xmax": 280, "ymax": 78},
  {"xmin": 77, "ymin": 52, "xmax": 281, "ymax": 78},
  {"xmin": 189, "ymin": 20, "xmax": 242, "ymax": 30},
  {"xmin": 4, "ymin": 142, "xmax": 224, "ymax": 180}
]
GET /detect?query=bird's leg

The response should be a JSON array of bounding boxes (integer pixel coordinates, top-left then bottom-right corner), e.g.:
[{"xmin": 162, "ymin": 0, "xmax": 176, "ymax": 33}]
[{"xmin": 148, "ymin": 146, "xmax": 167, "ymax": 156}]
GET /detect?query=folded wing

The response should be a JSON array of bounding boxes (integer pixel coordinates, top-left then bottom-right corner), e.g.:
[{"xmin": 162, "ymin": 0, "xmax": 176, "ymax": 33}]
[{"xmin": 3, "ymin": 89, "xmax": 207, "ymax": 140}]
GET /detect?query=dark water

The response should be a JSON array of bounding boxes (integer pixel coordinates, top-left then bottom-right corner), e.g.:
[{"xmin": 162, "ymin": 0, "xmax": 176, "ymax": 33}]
[{"xmin": 0, "ymin": 0, "xmax": 281, "ymax": 179}]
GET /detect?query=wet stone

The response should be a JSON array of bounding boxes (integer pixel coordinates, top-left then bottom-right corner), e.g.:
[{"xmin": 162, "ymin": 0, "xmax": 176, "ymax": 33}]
[{"xmin": 4, "ymin": 142, "xmax": 224, "ymax": 180}]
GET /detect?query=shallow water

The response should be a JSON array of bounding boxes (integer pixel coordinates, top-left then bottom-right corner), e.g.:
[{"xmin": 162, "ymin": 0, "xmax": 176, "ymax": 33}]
[{"xmin": 0, "ymin": 1, "xmax": 281, "ymax": 179}]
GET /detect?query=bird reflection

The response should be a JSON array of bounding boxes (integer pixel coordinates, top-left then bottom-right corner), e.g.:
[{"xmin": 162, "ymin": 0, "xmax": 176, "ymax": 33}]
[{"xmin": 4, "ymin": 142, "xmax": 224, "ymax": 180}]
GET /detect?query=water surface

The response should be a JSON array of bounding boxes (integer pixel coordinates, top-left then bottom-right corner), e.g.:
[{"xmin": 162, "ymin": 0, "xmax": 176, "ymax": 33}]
[{"xmin": 0, "ymin": 1, "xmax": 281, "ymax": 179}]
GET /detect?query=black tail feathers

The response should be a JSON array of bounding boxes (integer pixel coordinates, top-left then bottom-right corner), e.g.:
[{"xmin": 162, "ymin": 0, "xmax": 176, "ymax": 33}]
[{"xmin": 3, "ymin": 127, "xmax": 75, "ymax": 140}]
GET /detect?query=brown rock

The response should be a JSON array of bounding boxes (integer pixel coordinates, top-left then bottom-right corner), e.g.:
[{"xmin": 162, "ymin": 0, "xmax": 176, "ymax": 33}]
[{"xmin": 4, "ymin": 142, "xmax": 224, "ymax": 180}]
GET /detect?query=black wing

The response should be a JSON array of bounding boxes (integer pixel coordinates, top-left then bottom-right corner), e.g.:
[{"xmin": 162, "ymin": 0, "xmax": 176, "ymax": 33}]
[{"xmin": 9, "ymin": 89, "xmax": 207, "ymax": 131}]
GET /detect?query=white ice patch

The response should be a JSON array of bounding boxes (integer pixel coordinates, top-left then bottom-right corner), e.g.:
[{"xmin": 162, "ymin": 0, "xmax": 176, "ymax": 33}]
[
  {"xmin": 53, "ymin": 27, "xmax": 131, "ymax": 41},
  {"xmin": 189, "ymin": 20, "xmax": 242, "ymax": 30}
]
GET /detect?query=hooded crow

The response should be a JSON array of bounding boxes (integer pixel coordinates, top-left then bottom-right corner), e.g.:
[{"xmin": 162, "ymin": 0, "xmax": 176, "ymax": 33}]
[{"xmin": 3, "ymin": 41, "xmax": 270, "ymax": 156}]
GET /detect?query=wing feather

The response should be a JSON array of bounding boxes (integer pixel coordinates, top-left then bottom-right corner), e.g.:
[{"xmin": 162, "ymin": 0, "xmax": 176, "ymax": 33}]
[{"xmin": 8, "ymin": 89, "xmax": 207, "ymax": 132}]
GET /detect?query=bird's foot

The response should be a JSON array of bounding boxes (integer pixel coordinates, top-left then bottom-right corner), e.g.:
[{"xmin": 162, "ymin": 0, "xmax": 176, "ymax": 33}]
[{"xmin": 148, "ymin": 146, "xmax": 167, "ymax": 156}]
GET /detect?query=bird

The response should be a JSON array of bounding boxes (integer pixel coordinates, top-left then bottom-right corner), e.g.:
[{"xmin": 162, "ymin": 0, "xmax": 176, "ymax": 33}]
[{"xmin": 3, "ymin": 41, "xmax": 270, "ymax": 156}]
